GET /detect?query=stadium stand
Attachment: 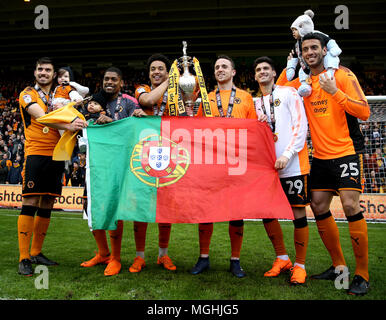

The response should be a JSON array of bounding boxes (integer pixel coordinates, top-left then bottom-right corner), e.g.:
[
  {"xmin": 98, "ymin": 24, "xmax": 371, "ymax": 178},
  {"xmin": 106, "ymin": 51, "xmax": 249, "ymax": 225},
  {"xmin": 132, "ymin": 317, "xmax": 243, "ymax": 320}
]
[{"xmin": 0, "ymin": 67, "xmax": 384, "ymax": 193}]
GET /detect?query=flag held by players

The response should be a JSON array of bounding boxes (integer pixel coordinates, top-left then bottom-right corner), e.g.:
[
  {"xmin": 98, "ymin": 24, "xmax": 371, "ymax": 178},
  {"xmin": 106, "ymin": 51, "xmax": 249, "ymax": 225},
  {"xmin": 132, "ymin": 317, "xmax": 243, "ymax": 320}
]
[{"xmin": 85, "ymin": 116, "xmax": 293, "ymax": 230}]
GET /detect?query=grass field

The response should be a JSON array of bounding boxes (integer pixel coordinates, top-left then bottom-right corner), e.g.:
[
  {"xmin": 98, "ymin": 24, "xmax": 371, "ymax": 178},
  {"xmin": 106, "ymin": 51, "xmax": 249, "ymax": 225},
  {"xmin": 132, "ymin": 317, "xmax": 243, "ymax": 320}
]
[{"xmin": 0, "ymin": 208, "xmax": 385, "ymax": 301}]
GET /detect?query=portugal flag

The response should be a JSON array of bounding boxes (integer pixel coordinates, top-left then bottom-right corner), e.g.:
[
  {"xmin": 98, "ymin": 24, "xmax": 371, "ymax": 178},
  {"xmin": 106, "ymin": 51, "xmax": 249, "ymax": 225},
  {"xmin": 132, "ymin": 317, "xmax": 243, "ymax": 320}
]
[{"xmin": 85, "ymin": 116, "xmax": 293, "ymax": 230}]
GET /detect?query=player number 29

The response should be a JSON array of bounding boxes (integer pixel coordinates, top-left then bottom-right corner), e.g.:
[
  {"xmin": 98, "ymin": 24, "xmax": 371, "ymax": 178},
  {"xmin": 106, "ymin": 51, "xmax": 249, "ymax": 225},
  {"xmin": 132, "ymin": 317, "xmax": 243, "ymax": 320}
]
[
  {"xmin": 339, "ymin": 162, "xmax": 359, "ymax": 177},
  {"xmin": 286, "ymin": 179, "xmax": 303, "ymax": 194}
]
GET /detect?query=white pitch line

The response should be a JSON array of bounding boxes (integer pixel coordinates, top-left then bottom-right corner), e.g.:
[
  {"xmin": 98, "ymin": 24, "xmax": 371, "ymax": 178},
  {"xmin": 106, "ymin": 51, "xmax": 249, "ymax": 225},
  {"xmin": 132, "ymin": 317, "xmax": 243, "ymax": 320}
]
[{"xmin": 0, "ymin": 212, "xmax": 82, "ymax": 220}]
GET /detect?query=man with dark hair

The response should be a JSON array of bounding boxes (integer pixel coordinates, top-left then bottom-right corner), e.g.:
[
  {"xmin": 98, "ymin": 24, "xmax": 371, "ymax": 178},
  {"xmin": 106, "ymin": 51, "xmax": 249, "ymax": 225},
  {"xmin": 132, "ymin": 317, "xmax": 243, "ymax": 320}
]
[
  {"xmin": 17, "ymin": 57, "xmax": 87, "ymax": 276},
  {"xmin": 105, "ymin": 66, "xmax": 123, "ymax": 79},
  {"xmin": 35, "ymin": 56, "xmax": 55, "ymax": 68},
  {"xmin": 191, "ymin": 55, "xmax": 256, "ymax": 278},
  {"xmin": 254, "ymin": 56, "xmax": 310, "ymax": 285},
  {"xmin": 97, "ymin": 66, "xmax": 145, "ymax": 122},
  {"xmin": 135, "ymin": 54, "xmax": 171, "ymax": 116},
  {"xmin": 217, "ymin": 54, "xmax": 236, "ymax": 69},
  {"xmin": 80, "ymin": 67, "xmax": 145, "ymax": 276},
  {"xmin": 278, "ymin": 32, "xmax": 371, "ymax": 295},
  {"xmin": 146, "ymin": 54, "xmax": 171, "ymax": 74},
  {"xmin": 129, "ymin": 53, "xmax": 177, "ymax": 273}
]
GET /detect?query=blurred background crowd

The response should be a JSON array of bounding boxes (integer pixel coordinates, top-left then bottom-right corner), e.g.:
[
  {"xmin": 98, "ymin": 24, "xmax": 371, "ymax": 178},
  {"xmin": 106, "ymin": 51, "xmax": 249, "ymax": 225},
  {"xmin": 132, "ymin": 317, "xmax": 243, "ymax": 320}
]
[{"xmin": 0, "ymin": 64, "xmax": 385, "ymax": 192}]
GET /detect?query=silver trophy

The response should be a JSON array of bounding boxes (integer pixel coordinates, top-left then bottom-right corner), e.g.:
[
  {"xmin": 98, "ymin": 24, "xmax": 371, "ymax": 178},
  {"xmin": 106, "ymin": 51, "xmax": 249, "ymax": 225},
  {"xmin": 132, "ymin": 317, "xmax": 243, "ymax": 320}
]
[{"xmin": 177, "ymin": 41, "xmax": 197, "ymax": 116}]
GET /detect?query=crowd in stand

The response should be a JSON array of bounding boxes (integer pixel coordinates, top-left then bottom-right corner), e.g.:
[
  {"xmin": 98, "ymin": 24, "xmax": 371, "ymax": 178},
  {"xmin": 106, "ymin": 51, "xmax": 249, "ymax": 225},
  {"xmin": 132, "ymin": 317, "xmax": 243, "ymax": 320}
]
[
  {"xmin": 0, "ymin": 93, "xmax": 24, "ymax": 185},
  {"xmin": 362, "ymin": 122, "xmax": 386, "ymax": 193},
  {"xmin": 0, "ymin": 66, "xmax": 385, "ymax": 192}
]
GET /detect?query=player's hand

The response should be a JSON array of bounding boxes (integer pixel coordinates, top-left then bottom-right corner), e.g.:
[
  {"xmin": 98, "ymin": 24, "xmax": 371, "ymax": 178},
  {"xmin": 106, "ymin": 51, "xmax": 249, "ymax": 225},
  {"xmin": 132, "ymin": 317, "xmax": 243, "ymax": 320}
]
[
  {"xmin": 274, "ymin": 155, "xmax": 289, "ymax": 170},
  {"xmin": 132, "ymin": 109, "xmax": 147, "ymax": 117},
  {"xmin": 68, "ymin": 118, "xmax": 88, "ymax": 132},
  {"xmin": 53, "ymin": 102, "xmax": 64, "ymax": 110},
  {"xmin": 287, "ymin": 50, "xmax": 294, "ymax": 61},
  {"xmin": 95, "ymin": 114, "xmax": 113, "ymax": 124},
  {"xmin": 319, "ymin": 73, "xmax": 338, "ymax": 95},
  {"xmin": 257, "ymin": 113, "xmax": 268, "ymax": 122}
]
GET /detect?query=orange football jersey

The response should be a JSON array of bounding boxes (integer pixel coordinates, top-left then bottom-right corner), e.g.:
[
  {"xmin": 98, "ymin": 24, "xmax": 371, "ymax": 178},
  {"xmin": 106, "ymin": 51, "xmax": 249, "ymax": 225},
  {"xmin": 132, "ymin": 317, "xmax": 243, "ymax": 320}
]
[
  {"xmin": 53, "ymin": 84, "xmax": 73, "ymax": 99},
  {"xmin": 19, "ymin": 86, "xmax": 60, "ymax": 156},
  {"xmin": 196, "ymin": 87, "xmax": 257, "ymax": 119},
  {"xmin": 135, "ymin": 84, "xmax": 169, "ymax": 116},
  {"xmin": 277, "ymin": 66, "xmax": 370, "ymax": 159}
]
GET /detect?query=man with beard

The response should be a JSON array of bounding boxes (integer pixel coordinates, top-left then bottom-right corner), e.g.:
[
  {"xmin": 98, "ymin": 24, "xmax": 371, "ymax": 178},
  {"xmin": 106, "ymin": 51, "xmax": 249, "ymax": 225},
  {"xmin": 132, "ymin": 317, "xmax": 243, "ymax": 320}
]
[
  {"xmin": 80, "ymin": 67, "xmax": 146, "ymax": 276},
  {"xmin": 95, "ymin": 67, "xmax": 145, "ymax": 123},
  {"xmin": 278, "ymin": 32, "xmax": 371, "ymax": 295},
  {"xmin": 18, "ymin": 57, "xmax": 87, "ymax": 276}
]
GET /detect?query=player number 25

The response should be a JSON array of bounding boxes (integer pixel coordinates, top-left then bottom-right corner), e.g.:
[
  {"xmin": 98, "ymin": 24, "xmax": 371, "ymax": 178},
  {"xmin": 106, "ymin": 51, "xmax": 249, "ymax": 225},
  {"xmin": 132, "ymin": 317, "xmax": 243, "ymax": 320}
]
[{"xmin": 340, "ymin": 162, "xmax": 359, "ymax": 177}]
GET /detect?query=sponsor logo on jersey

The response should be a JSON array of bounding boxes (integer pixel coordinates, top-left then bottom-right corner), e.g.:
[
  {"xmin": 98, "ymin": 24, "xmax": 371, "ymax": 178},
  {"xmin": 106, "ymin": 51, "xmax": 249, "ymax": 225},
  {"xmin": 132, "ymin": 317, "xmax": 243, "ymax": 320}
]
[
  {"xmin": 311, "ymin": 99, "xmax": 329, "ymax": 117},
  {"xmin": 23, "ymin": 95, "xmax": 32, "ymax": 104}
]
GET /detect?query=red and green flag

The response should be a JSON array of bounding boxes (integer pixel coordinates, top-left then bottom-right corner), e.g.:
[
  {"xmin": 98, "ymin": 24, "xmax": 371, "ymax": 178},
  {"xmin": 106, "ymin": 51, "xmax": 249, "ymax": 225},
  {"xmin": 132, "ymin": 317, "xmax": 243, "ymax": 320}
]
[{"xmin": 85, "ymin": 116, "xmax": 293, "ymax": 230}]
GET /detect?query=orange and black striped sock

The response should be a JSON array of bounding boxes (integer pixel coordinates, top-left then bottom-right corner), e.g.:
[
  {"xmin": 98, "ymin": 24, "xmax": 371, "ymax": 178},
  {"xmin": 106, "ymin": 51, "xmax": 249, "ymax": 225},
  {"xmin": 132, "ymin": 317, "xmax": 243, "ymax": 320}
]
[
  {"xmin": 315, "ymin": 211, "xmax": 346, "ymax": 267},
  {"xmin": 229, "ymin": 220, "xmax": 244, "ymax": 259},
  {"xmin": 263, "ymin": 219, "xmax": 287, "ymax": 257},
  {"xmin": 133, "ymin": 221, "xmax": 148, "ymax": 252},
  {"xmin": 293, "ymin": 217, "xmax": 309, "ymax": 266},
  {"xmin": 158, "ymin": 223, "xmax": 171, "ymax": 249},
  {"xmin": 17, "ymin": 206, "xmax": 38, "ymax": 261},
  {"xmin": 347, "ymin": 212, "xmax": 369, "ymax": 281},
  {"xmin": 109, "ymin": 220, "xmax": 123, "ymax": 261},
  {"xmin": 198, "ymin": 223, "xmax": 213, "ymax": 255}
]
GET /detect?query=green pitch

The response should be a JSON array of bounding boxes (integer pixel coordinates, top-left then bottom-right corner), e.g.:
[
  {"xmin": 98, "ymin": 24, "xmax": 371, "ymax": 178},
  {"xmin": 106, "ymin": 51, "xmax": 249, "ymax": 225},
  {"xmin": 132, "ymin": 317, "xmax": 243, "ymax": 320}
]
[{"xmin": 0, "ymin": 209, "xmax": 385, "ymax": 300}]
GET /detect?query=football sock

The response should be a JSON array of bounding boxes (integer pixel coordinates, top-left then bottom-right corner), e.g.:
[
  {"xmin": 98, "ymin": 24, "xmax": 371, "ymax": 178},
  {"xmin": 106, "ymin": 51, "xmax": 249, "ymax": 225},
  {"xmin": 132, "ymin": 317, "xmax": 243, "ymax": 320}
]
[
  {"xmin": 30, "ymin": 208, "xmax": 52, "ymax": 256},
  {"xmin": 347, "ymin": 212, "xmax": 369, "ymax": 281},
  {"xmin": 18, "ymin": 206, "xmax": 38, "ymax": 261},
  {"xmin": 263, "ymin": 219, "xmax": 287, "ymax": 257},
  {"xmin": 293, "ymin": 216, "xmax": 309, "ymax": 266},
  {"xmin": 229, "ymin": 223, "xmax": 244, "ymax": 259},
  {"xmin": 158, "ymin": 223, "xmax": 171, "ymax": 250},
  {"xmin": 136, "ymin": 251, "xmax": 145, "ymax": 259},
  {"xmin": 315, "ymin": 211, "xmax": 346, "ymax": 267},
  {"xmin": 134, "ymin": 221, "xmax": 148, "ymax": 252},
  {"xmin": 30, "ymin": 215, "xmax": 51, "ymax": 256},
  {"xmin": 108, "ymin": 220, "xmax": 123, "ymax": 261},
  {"xmin": 294, "ymin": 263, "xmax": 305, "ymax": 269},
  {"xmin": 198, "ymin": 223, "xmax": 213, "ymax": 256},
  {"xmin": 159, "ymin": 247, "xmax": 168, "ymax": 257},
  {"xmin": 92, "ymin": 230, "xmax": 110, "ymax": 257}
]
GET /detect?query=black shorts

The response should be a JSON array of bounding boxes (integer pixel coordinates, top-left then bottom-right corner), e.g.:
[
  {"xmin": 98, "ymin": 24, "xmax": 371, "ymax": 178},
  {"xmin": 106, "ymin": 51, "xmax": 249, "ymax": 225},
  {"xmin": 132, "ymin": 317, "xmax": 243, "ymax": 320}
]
[
  {"xmin": 310, "ymin": 154, "xmax": 363, "ymax": 195},
  {"xmin": 22, "ymin": 155, "xmax": 64, "ymax": 197},
  {"xmin": 280, "ymin": 174, "xmax": 310, "ymax": 207}
]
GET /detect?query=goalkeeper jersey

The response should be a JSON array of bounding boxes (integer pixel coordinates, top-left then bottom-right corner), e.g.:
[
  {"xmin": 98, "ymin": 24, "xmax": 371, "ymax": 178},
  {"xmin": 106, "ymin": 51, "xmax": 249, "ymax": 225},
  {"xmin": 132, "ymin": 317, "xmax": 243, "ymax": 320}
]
[{"xmin": 277, "ymin": 66, "xmax": 370, "ymax": 160}]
